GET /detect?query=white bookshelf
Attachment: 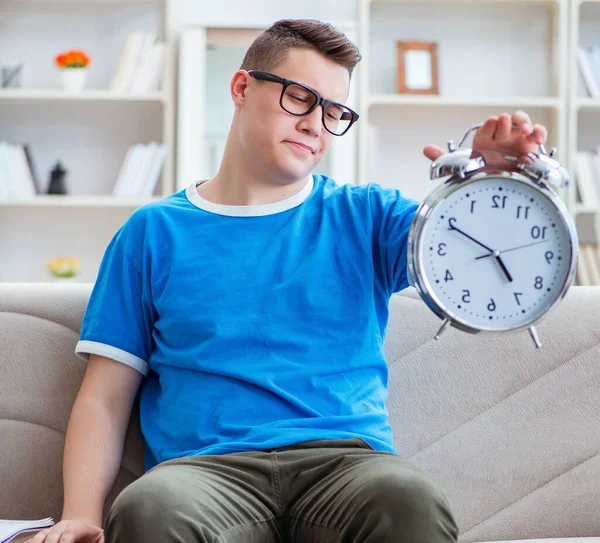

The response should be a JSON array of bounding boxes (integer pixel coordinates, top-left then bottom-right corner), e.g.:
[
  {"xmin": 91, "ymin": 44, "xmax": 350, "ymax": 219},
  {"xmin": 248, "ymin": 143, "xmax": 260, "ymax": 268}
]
[
  {"xmin": 567, "ymin": 0, "xmax": 600, "ymax": 246},
  {"xmin": 357, "ymin": 0, "xmax": 569, "ymax": 205},
  {"xmin": 0, "ymin": 0, "xmax": 176, "ymax": 281}
]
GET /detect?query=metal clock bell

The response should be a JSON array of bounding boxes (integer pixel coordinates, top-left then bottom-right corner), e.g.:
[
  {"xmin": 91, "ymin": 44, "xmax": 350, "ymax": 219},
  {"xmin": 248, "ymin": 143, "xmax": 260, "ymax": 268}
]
[{"xmin": 407, "ymin": 123, "xmax": 579, "ymax": 348}]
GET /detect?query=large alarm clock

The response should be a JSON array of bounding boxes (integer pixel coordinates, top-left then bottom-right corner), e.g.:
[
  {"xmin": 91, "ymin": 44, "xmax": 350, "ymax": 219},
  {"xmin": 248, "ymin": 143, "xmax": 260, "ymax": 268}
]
[{"xmin": 407, "ymin": 122, "xmax": 579, "ymax": 348}]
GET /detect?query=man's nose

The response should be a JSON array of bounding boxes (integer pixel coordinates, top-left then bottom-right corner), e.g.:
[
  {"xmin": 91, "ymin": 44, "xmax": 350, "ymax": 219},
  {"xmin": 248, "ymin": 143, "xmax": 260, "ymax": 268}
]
[{"xmin": 297, "ymin": 105, "xmax": 322, "ymax": 136}]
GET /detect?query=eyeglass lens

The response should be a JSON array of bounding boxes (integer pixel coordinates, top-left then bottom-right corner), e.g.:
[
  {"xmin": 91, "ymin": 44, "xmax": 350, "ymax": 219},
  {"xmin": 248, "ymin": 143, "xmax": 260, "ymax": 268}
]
[{"xmin": 281, "ymin": 83, "xmax": 353, "ymax": 135}]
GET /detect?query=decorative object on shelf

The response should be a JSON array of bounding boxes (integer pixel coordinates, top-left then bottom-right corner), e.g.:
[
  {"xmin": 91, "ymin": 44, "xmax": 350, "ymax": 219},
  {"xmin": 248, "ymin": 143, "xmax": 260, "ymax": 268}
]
[
  {"xmin": 46, "ymin": 256, "xmax": 81, "ymax": 281},
  {"xmin": 55, "ymin": 49, "xmax": 91, "ymax": 92},
  {"xmin": 407, "ymin": 123, "xmax": 578, "ymax": 349},
  {"xmin": 396, "ymin": 40, "xmax": 439, "ymax": 95},
  {"xmin": 47, "ymin": 161, "xmax": 68, "ymax": 194},
  {"xmin": 1, "ymin": 63, "xmax": 23, "ymax": 88}
]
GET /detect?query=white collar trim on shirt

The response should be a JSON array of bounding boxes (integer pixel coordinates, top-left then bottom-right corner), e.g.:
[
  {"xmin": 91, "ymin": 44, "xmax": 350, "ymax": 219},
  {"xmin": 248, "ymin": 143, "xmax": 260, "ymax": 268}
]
[{"xmin": 185, "ymin": 176, "xmax": 315, "ymax": 217}]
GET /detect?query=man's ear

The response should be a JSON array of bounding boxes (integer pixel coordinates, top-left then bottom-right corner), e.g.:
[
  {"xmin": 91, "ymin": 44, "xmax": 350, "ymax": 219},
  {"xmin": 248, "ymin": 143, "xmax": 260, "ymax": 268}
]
[{"xmin": 231, "ymin": 70, "xmax": 251, "ymax": 107}]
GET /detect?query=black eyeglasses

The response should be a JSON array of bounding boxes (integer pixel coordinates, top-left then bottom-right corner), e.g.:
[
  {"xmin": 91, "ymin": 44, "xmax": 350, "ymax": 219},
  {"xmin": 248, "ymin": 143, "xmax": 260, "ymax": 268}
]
[{"xmin": 248, "ymin": 70, "xmax": 359, "ymax": 137}]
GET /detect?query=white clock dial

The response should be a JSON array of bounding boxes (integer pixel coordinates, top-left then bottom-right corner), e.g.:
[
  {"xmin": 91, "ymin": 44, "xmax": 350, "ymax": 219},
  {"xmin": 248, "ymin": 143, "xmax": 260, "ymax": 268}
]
[{"xmin": 419, "ymin": 176, "xmax": 574, "ymax": 331}]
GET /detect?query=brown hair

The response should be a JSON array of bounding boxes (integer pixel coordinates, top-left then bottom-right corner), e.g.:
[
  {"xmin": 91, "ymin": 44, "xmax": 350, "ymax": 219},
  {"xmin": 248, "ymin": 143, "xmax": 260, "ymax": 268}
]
[{"xmin": 240, "ymin": 19, "xmax": 362, "ymax": 77}]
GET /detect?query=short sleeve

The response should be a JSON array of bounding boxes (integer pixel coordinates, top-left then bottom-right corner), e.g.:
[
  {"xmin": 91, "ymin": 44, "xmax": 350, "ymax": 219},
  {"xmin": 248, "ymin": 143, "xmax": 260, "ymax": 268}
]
[
  {"xmin": 75, "ymin": 223, "xmax": 155, "ymax": 376},
  {"xmin": 369, "ymin": 183, "xmax": 420, "ymax": 295}
]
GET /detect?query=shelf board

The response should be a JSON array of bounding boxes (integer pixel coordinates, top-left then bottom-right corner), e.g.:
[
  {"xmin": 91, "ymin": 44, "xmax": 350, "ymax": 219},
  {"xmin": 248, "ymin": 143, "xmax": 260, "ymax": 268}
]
[
  {"xmin": 0, "ymin": 195, "xmax": 161, "ymax": 208},
  {"xmin": 575, "ymin": 98, "xmax": 600, "ymax": 110},
  {"xmin": 368, "ymin": 94, "xmax": 562, "ymax": 108},
  {"xmin": 0, "ymin": 89, "xmax": 166, "ymax": 104},
  {"xmin": 572, "ymin": 202, "xmax": 600, "ymax": 214},
  {"xmin": 369, "ymin": 0, "xmax": 560, "ymax": 4}
]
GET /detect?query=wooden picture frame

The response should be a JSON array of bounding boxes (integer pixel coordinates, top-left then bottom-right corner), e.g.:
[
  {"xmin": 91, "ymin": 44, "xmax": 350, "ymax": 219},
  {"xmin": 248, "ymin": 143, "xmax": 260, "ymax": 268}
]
[{"xmin": 396, "ymin": 41, "xmax": 439, "ymax": 95}]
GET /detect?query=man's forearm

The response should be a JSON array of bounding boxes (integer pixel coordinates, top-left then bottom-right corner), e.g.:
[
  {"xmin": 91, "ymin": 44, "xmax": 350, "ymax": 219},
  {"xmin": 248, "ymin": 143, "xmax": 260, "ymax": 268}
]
[{"xmin": 61, "ymin": 395, "xmax": 127, "ymax": 527}]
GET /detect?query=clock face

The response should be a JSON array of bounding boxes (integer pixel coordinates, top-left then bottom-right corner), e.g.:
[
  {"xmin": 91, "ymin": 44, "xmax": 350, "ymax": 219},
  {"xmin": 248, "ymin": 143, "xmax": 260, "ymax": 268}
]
[{"xmin": 418, "ymin": 176, "xmax": 575, "ymax": 331}]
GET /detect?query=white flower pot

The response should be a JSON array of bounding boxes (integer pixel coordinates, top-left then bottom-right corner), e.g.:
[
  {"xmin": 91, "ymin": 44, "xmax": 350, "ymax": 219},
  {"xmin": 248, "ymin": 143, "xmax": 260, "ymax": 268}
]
[{"xmin": 61, "ymin": 68, "xmax": 87, "ymax": 92}]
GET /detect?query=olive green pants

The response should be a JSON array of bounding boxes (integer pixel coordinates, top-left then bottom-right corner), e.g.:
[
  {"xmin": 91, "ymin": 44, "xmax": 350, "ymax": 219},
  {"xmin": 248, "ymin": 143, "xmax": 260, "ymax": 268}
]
[{"xmin": 105, "ymin": 438, "xmax": 459, "ymax": 543}]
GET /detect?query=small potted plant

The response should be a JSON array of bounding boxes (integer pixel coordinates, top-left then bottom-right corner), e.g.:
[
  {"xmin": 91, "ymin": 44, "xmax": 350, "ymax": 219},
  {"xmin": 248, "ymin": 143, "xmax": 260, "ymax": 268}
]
[
  {"xmin": 55, "ymin": 49, "xmax": 91, "ymax": 92},
  {"xmin": 46, "ymin": 256, "xmax": 82, "ymax": 282}
]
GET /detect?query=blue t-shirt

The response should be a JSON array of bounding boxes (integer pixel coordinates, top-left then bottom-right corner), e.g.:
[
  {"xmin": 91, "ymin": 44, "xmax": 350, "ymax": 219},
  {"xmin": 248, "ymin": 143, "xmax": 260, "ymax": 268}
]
[{"xmin": 75, "ymin": 174, "xmax": 419, "ymax": 471}]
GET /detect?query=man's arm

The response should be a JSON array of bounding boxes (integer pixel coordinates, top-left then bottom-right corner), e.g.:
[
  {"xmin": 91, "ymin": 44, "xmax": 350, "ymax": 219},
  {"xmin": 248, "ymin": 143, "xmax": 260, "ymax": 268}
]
[{"xmin": 61, "ymin": 354, "xmax": 144, "ymax": 527}]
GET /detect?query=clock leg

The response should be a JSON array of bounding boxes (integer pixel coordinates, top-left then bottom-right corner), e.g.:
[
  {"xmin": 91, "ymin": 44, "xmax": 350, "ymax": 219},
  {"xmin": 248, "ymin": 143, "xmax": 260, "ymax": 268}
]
[
  {"xmin": 528, "ymin": 326, "xmax": 542, "ymax": 349},
  {"xmin": 435, "ymin": 318, "xmax": 452, "ymax": 340}
]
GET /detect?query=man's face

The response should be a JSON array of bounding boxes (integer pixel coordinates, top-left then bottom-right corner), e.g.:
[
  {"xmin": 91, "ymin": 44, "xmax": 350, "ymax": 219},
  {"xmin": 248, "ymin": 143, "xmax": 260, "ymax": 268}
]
[{"xmin": 236, "ymin": 48, "xmax": 351, "ymax": 184}]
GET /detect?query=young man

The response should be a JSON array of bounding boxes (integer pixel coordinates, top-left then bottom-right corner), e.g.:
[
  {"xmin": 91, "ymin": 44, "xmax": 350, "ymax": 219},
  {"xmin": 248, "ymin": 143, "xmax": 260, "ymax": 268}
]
[{"xmin": 29, "ymin": 19, "xmax": 547, "ymax": 543}]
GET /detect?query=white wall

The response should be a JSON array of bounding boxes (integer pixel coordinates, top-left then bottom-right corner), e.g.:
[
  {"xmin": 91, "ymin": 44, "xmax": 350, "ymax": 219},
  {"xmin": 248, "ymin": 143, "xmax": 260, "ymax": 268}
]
[{"xmin": 175, "ymin": 1, "xmax": 357, "ymax": 28}]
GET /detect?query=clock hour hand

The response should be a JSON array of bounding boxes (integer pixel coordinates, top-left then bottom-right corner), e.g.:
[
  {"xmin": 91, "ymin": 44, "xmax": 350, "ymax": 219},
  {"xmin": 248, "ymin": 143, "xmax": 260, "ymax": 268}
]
[
  {"xmin": 448, "ymin": 223, "xmax": 513, "ymax": 282},
  {"xmin": 495, "ymin": 253, "xmax": 513, "ymax": 282}
]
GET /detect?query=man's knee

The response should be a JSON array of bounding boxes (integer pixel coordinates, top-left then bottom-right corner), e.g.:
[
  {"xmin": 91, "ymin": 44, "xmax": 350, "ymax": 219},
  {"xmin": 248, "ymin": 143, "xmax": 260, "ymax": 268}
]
[
  {"xmin": 104, "ymin": 471, "xmax": 212, "ymax": 543},
  {"xmin": 105, "ymin": 476, "xmax": 166, "ymax": 537},
  {"xmin": 358, "ymin": 464, "xmax": 459, "ymax": 541}
]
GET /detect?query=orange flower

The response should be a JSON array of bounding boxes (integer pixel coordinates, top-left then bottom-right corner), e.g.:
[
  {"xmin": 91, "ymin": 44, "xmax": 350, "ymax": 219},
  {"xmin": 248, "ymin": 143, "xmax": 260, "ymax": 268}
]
[{"xmin": 55, "ymin": 49, "xmax": 91, "ymax": 69}]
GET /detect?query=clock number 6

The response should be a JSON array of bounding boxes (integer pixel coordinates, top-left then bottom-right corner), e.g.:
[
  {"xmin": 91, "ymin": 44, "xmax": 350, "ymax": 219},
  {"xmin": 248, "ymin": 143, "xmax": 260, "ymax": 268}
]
[{"xmin": 487, "ymin": 298, "xmax": 496, "ymax": 312}]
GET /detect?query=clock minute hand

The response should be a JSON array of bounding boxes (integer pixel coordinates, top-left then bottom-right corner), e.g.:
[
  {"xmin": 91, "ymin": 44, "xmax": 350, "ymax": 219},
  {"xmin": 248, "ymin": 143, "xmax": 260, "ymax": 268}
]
[{"xmin": 475, "ymin": 239, "xmax": 550, "ymax": 260}]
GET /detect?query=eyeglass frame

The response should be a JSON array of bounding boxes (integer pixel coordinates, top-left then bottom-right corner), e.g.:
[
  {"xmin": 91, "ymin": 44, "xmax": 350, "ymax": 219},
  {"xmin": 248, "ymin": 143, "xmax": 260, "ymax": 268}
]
[{"xmin": 247, "ymin": 70, "xmax": 360, "ymax": 137}]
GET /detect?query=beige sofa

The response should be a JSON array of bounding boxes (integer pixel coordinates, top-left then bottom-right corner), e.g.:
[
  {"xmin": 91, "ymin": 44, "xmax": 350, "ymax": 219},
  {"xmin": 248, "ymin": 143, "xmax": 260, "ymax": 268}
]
[{"xmin": 1, "ymin": 282, "xmax": 599, "ymax": 543}]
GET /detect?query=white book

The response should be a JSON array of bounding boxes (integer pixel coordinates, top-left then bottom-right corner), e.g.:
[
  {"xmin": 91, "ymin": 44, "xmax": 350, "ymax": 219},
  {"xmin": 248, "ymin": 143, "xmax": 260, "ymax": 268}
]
[
  {"xmin": 113, "ymin": 32, "xmax": 146, "ymax": 94},
  {"xmin": 586, "ymin": 46, "xmax": 600, "ymax": 94},
  {"xmin": 110, "ymin": 33, "xmax": 136, "ymax": 92},
  {"xmin": 577, "ymin": 244, "xmax": 591, "ymax": 286},
  {"xmin": 146, "ymin": 42, "xmax": 166, "ymax": 92},
  {"xmin": 574, "ymin": 152, "xmax": 600, "ymax": 209},
  {"xmin": 13, "ymin": 144, "xmax": 36, "ymax": 197},
  {"xmin": 130, "ymin": 40, "xmax": 162, "ymax": 94},
  {"xmin": 138, "ymin": 143, "xmax": 166, "ymax": 196},
  {"xmin": 6, "ymin": 145, "xmax": 24, "ymax": 198},
  {"xmin": 112, "ymin": 144, "xmax": 137, "ymax": 196},
  {"xmin": 127, "ymin": 33, "xmax": 156, "ymax": 94},
  {"xmin": 581, "ymin": 244, "xmax": 600, "ymax": 286},
  {"xmin": 130, "ymin": 143, "xmax": 159, "ymax": 196},
  {"xmin": 0, "ymin": 143, "xmax": 11, "ymax": 200},
  {"xmin": 0, "ymin": 517, "xmax": 54, "ymax": 543},
  {"xmin": 576, "ymin": 47, "xmax": 600, "ymax": 98},
  {"xmin": 115, "ymin": 144, "xmax": 143, "ymax": 196}
]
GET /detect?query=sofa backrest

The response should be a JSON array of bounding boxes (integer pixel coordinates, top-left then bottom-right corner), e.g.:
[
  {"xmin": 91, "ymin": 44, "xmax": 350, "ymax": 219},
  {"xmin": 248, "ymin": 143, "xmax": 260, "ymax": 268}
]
[{"xmin": 1, "ymin": 283, "xmax": 599, "ymax": 542}]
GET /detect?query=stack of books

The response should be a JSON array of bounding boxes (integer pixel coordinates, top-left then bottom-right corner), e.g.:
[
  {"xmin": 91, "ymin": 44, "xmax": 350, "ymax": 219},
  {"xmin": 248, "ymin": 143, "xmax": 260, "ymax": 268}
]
[
  {"xmin": 110, "ymin": 32, "xmax": 165, "ymax": 94},
  {"xmin": 113, "ymin": 142, "xmax": 166, "ymax": 197},
  {"xmin": 576, "ymin": 45, "xmax": 600, "ymax": 98},
  {"xmin": 573, "ymin": 150, "xmax": 600, "ymax": 210},
  {"xmin": 0, "ymin": 517, "xmax": 54, "ymax": 542},
  {"xmin": 0, "ymin": 141, "xmax": 40, "ymax": 201},
  {"xmin": 577, "ymin": 244, "xmax": 600, "ymax": 286}
]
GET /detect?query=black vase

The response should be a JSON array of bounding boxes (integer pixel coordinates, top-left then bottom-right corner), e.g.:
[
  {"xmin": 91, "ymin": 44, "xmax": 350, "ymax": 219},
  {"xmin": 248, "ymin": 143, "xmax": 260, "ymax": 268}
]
[{"xmin": 47, "ymin": 161, "xmax": 68, "ymax": 195}]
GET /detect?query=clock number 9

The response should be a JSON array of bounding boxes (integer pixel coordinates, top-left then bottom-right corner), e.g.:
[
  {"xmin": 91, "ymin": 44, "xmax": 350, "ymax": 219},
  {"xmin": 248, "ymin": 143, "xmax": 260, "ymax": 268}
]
[{"xmin": 545, "ymin": 251, "xmax": 554, "ymax": 264}]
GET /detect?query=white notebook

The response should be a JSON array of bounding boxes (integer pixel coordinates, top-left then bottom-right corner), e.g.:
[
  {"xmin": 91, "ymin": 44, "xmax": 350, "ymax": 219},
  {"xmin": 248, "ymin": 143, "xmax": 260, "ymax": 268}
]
[{"xmin": 0, "ymin": 518, "xmax": 54, "ymax": 543}]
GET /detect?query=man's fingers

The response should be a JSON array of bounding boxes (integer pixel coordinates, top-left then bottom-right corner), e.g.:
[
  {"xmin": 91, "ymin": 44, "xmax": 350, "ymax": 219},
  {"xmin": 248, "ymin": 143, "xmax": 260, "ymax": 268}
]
[
  {"xmin": 494, "ymin": 113, "xmax": 512, "ymax": 140},
  {"xmin": 476, "ymin": 117, "xmax": 498, "ymax": 140},
  {"xmin": 512, "ymin": 110, "xmax": 533, "ymax": 134},
  {"xmin": 531, "ymin": 123, "xmax": 547, "ymax": 145},
  {"xmin": 27, "ymin": 528, "xmax": 51, "ymax": 542},
  {"xmin": 422, "ymin": 145, "xmax": 445, "ymax": 162}
]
